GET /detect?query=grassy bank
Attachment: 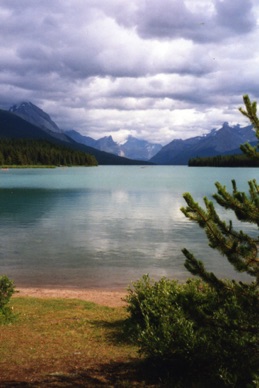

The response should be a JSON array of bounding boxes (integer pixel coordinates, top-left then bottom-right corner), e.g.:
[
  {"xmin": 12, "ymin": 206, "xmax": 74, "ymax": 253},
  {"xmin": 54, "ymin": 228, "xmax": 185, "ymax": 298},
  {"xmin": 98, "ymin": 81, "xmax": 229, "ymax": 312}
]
[
  {"xmin": 1, "ymin": 165, "xmax": 56, "ymax": 168},
  {"xmin": 0, "ymin": 296, "xmax": 161, "ymax": 387}
]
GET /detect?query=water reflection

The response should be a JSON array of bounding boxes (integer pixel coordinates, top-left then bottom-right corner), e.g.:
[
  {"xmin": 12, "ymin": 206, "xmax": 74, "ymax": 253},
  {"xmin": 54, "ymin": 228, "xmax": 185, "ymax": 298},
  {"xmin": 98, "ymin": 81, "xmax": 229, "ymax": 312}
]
[{"xmin": 0, "ymin": 166, "xmax": 255, "ymax": 288}]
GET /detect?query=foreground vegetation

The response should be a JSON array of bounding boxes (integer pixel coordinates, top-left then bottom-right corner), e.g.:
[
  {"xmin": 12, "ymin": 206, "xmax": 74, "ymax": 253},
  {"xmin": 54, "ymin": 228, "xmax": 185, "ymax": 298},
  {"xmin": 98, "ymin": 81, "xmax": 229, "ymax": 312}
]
[
  {"xmin": 0, "ymin": 278, "xmax": 164, "ymax": 386},
  {"xmin": 126, "ymin": 275, "xmax": 259, "ymax": 387},
  {"xmin": 0, "ymin": 296, "xmax": 145, "ymax": 387},
  {"xmin": 0, "ymin": 275, "xmax": 15, "ymax": 325},
  {"xmin": 125, "ymin": 95, "xmax": 259, "ymax": 387},
  {"xmin": 0, "ymin": 138, "xmax": 98, "ymax": 166},
  {"xmin": 0, "ymin": 287, "xmax": 258, "ymax": 387}
]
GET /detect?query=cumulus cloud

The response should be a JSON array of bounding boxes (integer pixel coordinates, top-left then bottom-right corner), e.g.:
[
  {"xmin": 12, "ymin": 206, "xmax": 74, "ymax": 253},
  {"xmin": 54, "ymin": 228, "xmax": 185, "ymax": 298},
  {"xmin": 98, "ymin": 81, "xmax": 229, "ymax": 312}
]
[{"xmin": 0, "ymin": 0, "xmax": 258, "ymax": 144}]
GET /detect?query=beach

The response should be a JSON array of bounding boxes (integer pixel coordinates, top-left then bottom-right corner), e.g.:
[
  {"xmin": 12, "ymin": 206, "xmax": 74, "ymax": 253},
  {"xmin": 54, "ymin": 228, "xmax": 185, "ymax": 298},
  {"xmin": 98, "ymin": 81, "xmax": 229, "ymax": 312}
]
[{"xmin": 15, "ymin": 287, "xmax": 128, "ymax": 307}]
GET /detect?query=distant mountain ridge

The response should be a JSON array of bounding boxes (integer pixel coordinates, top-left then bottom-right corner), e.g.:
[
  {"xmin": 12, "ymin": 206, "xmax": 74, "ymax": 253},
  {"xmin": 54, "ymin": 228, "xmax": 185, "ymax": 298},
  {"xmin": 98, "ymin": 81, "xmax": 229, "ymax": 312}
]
[
  {"xmin": 9, "ymin": 102, "xmax": 161, "ymax": 161},
  {"xmin": 5, "ymin": 102, "xmax": 257, "ymax": 165},
  {"xmin": 120, "ymin": 136, "xmax": 162, "ymax": 161},
  {"xmin": 1, "ymin": 105, "xmax": 152, "ymax": 165},
  {"xmin": 150, "ymin": 122, "xmax": 257, "ymax": 165},
  {"xmin": 66, "ymin": 130, "xmax": 162, "ymax": 161}
]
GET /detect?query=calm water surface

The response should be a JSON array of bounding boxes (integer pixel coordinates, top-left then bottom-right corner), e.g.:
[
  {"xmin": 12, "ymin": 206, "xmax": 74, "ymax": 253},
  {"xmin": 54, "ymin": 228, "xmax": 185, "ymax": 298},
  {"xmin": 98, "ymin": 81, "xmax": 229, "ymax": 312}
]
[{"xmin": 0, "ymin": 166, "xmax": 257, "ymax": 289}]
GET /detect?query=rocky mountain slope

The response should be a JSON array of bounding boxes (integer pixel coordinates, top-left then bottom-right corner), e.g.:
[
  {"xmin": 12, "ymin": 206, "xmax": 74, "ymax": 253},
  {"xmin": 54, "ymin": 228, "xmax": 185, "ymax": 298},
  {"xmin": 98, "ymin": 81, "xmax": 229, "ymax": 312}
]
[
  {"xmin": 9, "ymin": 102, "xmax": 62, "ymax": 134},
  {"xmin": 150, "ymin": 122, "xmax": 257, "ymax": 165}
]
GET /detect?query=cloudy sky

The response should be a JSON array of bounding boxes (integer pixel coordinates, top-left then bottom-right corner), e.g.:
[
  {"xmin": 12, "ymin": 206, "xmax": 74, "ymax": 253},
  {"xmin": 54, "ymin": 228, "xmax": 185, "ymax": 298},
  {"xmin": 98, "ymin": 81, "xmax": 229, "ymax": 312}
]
[{"xmin": 0, "ymin": 0, "xmax": 259, "ymax": 145}]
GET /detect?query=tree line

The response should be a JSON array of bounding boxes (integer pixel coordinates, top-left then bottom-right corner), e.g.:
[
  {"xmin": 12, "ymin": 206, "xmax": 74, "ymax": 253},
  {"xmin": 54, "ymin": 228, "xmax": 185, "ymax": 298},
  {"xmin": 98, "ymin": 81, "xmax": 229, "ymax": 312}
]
[
  {"xmin": 189, "ymin": 153, "xmax": 259, "ymax": 167},
  {"xmin": 0, "ymin": 138, "xmax": 98, "ymax": 166}
]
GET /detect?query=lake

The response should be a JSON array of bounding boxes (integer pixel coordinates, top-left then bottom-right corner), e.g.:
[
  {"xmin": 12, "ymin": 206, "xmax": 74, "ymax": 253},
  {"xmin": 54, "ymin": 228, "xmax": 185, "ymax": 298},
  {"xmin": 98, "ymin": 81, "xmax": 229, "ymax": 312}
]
[{"xmin": 0, "ymin": 166, "xmax": 257, "ymax": 289}]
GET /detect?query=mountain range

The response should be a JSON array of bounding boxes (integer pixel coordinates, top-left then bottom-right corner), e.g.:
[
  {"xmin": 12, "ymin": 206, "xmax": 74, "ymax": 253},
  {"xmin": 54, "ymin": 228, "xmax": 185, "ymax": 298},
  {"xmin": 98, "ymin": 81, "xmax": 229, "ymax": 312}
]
[
  {"xmin": 1, "ymin": 102, "xmax": 152, "ymax": 165},
  {"xmin": 66, "ymin": 130, "xmax": 162, "ymax": 161},
  {"xmin": 1, "ymin": 101, "xmax": 257, "ymax": 165},
  {"xmin": 7, "ymin": 102, "xmax": 160, "ymax": 162},
  {"xmin": 150, "ymin": 122, "xmax": 257, "ymax": 165}
]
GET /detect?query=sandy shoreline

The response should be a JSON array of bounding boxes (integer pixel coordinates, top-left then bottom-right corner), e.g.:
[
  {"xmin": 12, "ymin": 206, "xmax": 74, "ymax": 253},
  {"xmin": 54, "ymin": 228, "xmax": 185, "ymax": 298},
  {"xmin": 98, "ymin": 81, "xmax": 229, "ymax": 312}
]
[{"xmin": 15, "ymin": 287, "xmax": 128, "ymax": 307}]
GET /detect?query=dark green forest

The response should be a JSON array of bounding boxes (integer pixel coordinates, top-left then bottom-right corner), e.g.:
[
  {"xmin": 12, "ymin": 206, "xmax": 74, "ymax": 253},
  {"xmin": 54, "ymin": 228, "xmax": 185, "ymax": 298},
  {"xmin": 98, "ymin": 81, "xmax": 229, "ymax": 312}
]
[
  {"xmin": 189, "ymin": 153, "xmax": 259, "ymax": 167},
  {"xmin": 0, "ymin": 138, "xmax": 98, "ymax": 166}
]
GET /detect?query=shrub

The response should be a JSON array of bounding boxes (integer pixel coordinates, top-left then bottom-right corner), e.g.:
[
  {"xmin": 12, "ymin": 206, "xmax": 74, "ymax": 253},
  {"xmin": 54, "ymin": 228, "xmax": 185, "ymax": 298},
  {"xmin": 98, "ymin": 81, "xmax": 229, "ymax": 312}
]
[
  {"xmin": 125, "ymin": 275, "xmax": 259, "ymax": 387},
  {"xmin": 0, "ymin": 275, "xmax": 15, "ymax": 324}
]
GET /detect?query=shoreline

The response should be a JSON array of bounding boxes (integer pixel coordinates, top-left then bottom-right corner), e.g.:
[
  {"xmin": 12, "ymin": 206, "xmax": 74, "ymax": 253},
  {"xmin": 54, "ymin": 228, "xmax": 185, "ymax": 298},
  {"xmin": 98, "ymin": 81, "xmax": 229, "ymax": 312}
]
[{"xmin": 15, "ymin": 286, "xmax": 128, "ymax": 307}]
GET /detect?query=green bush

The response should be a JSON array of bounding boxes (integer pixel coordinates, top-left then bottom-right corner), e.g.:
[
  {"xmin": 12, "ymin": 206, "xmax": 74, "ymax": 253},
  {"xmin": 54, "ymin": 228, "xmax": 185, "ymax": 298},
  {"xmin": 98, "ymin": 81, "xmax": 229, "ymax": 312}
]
[
  {"xmin": 0, "ymin": 275, "xmax": 15, "ymax": 324},
  {"xmin": 125, "ymin": 275, "xmax": 259, "ymax": 387}
]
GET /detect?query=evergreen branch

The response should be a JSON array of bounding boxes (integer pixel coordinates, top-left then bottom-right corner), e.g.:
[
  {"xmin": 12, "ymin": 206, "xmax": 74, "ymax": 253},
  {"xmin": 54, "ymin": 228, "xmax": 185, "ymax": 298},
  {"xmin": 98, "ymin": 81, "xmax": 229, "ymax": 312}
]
[
  {"xmin": 182, "ymin": 94, "xmax": 259, "ymax": 287},
  {"xmin": 239, "ymin": 95, "xmax": 259, "ymax": 161},
  {"xmin": 182, "ymin": 248, "xmax": 226, "ymax": 290},
  {"xmin": 213, "ymin": 180, "xmax": 259, "ymax": 226},
  {"xmin": 240, "ymin": 143, "xmax": 259, "ymax": 159},
  {"xmin": 248, "ymin": 179, "xmax": 259, "ymax": 207},
  {"xmin": 182, "ymin": 191, "xmax": 259, "ymax": 277},
  {"xmin": 239, "ymin": 95, "xmax": 259, "ymax": 135}
]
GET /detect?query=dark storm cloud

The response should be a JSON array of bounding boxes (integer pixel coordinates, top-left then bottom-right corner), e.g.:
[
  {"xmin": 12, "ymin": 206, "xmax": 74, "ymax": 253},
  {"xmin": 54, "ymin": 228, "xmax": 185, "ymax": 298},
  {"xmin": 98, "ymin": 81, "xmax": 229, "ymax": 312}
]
[
  {"xmin": 0, "ymin": 0, "xmax": 258, "ymax": 144},
  {"xmin": 215, "ymin": 0, "xmax": 255, "ymax": 33},
  {"xmin": 127, "ymin": 0, "xmax": 256, "ymax": 43}
]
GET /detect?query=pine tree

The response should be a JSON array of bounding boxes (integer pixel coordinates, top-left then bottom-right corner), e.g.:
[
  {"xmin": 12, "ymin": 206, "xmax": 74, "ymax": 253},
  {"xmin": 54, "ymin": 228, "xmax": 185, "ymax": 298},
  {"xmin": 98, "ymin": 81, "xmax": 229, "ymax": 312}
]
[
  {"xmin": 181, "ymin": 94, "xmax": 259, "ymax": 286},
  {"xmin": 180, "ymin": 95, "xmax": 259, "ymax": 385}
]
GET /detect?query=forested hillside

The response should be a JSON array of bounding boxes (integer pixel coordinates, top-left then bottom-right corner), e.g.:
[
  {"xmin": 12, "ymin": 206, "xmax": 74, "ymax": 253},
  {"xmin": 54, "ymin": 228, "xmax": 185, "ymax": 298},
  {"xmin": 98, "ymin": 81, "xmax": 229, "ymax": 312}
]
[{"xmin": 0, "ymin": 139, "xmax": 98, "ymax": 166}]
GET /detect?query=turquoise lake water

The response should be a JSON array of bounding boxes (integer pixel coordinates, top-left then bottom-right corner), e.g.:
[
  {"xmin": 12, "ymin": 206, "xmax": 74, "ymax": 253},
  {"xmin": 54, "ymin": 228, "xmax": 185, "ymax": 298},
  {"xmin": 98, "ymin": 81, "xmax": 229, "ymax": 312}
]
[{"xmin": 0, "ymin": 166, "xmax": 257, "ymax": 289}]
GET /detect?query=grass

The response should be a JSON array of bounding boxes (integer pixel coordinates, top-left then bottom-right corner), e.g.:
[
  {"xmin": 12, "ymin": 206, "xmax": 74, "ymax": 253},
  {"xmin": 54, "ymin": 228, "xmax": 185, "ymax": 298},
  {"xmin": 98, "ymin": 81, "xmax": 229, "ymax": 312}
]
[
  {"xmin": 1, "ymin": 165, "xmax": 56, "ymax": 168},
  {"xmin": 0, "ymin": 296, "xmax": 162, "ymax": 387}
]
